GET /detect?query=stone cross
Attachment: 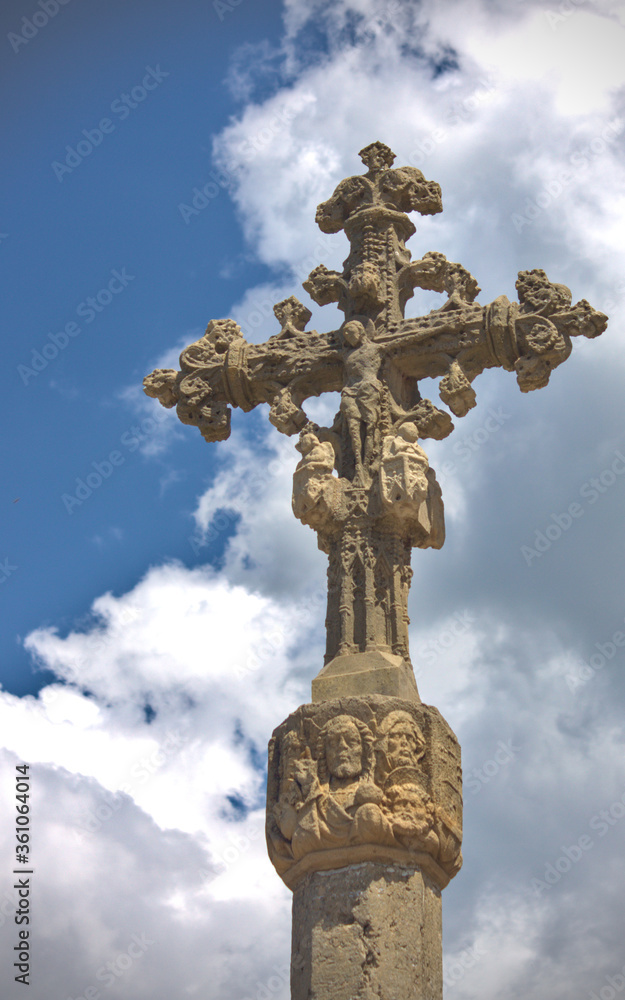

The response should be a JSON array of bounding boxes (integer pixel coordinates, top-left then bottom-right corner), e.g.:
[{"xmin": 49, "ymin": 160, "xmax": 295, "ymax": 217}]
[{"xmin": 144, "ymin": 142, "xmax": 606, "ymax": 999}]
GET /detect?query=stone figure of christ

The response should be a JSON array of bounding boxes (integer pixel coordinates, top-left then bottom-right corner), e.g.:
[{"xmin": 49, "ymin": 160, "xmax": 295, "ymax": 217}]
[{"xmin": 339, "ymin": 321, "xmax": 384, "ymax": 482}]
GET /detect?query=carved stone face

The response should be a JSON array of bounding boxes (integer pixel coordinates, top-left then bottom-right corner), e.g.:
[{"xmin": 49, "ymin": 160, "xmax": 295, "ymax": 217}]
[
  {"xmin": 324, "ymin": 717, "xmax": 363, "ymax": 779},
  {"xmin": 386, "ymin": 720, "xmax": 424, "ymax": 770},
  {"xmin": 342, "ymin": 321, "xmax": 365, "ymax": 348},
  {"xmin": 386, "ymin": 783, "xmax": 430, "ymax": 818}
]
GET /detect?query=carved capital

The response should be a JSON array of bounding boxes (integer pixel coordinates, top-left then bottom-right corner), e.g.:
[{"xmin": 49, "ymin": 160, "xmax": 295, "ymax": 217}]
[{"xmin": 267, "ymin": 695, "xmax": 463, "ymax": 891}]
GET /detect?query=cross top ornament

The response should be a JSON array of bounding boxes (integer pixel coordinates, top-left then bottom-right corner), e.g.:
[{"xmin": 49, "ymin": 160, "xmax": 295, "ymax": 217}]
[{"xmin": 145, "ymin": 140, "xmax": 607, "ymax": 701}]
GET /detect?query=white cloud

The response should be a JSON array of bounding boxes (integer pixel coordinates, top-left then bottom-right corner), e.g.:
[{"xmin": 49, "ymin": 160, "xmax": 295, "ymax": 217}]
[
  {"xmin": 0, "ymin": 753, "xmax": 291, "ymax": 1000},
  {"xmin": 459, "ymin": 7, "xmax": 625, "ymax": 116}
]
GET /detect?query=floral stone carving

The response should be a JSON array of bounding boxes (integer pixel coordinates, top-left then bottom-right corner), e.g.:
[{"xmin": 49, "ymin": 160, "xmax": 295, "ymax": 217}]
[{"xmin": 267, "ymin": 695, "xmax": 462, "ymax": 890}]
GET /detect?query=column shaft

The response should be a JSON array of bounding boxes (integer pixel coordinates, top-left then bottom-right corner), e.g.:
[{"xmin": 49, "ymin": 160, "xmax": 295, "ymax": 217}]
[{"xmin": 291, "ymin": 862, "xmax": 443, "ymax": 1000}]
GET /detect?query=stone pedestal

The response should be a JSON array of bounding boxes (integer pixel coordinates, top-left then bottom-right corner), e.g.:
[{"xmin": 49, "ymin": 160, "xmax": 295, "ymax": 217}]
[
  {"xmin": 266, "ymin": 693, "xmax": 462, "ymax": 998},
  {"xmin": 291, "ymin": 862, "xmax": 442, "ymax": 1000}
]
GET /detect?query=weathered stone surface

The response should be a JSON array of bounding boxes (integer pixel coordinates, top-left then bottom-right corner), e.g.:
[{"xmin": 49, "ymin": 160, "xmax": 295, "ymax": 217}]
[
  {"xmin": 144, "ymin": 140, "xmax": 607, "ymax": 684},
  {"xmin": 267, "ymin": 695, "xmax": 462, "ymax": 891},
  {"xmin": 142, "ymin": 142, "xmax": 607, "ymax": 997},
  {"xmin": 312, "ymin": 650, "xmax": 419, "ymax": 702},
  {"xmin": 291, "ymin": 862, "xmax": 443, "ymax": 1000}
]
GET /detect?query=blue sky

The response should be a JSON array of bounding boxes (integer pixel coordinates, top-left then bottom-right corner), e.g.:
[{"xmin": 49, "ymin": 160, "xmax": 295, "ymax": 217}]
[
  {"xmin": 2, "ymin": 1, "xmax": 625, "ymax": 998},
  {"xmin": 3, "ymin": 0, "xmax": 286, "ymax": 694}
]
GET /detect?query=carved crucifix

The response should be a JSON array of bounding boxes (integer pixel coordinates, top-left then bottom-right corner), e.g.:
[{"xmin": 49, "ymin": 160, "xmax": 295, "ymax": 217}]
[{"xmin": 144, "ymin": 140, "xmax": 606, "ymax": 696}]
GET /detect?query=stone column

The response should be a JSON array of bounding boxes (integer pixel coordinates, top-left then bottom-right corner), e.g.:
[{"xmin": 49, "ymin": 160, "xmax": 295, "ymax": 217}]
[
  {"xmin": 292, "ymin": 863, "xmax": 442, "ymax": 1000},
  {"xmin": 266, "ymin": 694, "xmax": 462, "ymax": 999}
]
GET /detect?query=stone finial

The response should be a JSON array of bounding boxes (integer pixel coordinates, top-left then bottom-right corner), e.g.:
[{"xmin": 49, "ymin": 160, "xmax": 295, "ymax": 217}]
[{"xmin": 359, "ymin": 140, "xmax": 396, "ymax": 171}]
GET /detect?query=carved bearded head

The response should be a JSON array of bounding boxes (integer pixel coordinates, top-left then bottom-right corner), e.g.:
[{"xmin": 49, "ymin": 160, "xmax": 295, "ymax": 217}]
[
  {"xmin": 378, "ymin": 711, "xmax": 426, "ymax": 773},
  {"xmin": 317, "ymin": 715, "xmax": 374, "ymax": 784}
]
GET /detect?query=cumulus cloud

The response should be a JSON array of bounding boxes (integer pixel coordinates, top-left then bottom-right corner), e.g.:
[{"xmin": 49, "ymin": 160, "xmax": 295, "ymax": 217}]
[
  {"xmin": 2, "ymin": 554, "xmax": 306, "ymax": 998},
  {"xmin": 0, "ymin": 752, "xmax": 291, "ymax": 1000}
]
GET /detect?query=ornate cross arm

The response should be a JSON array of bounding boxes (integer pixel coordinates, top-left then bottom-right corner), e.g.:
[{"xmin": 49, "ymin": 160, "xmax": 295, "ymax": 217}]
[
  {"xmin": 380, "ymin": 264, "xmax": 607, "ymax": 417},
  {"xmin": 143, "ymin": 299, "xmax": 344, "ymax": 442},
  {"xmin": 141, "ymin": 145, "xmax": 609, "ymax": 985},
  {"xmin": 144, "ymin": 263, "xmax": 606, "ymax": 440}
]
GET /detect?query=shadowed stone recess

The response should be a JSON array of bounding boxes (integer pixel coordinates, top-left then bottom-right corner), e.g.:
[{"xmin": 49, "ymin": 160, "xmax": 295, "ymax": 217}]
[{"xmin": 291, "ymin": 863, "xmax": 442, "ymax": 1000}]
